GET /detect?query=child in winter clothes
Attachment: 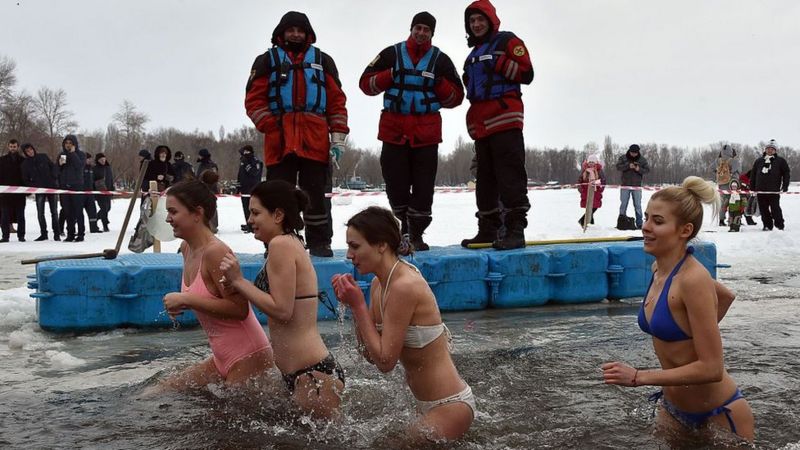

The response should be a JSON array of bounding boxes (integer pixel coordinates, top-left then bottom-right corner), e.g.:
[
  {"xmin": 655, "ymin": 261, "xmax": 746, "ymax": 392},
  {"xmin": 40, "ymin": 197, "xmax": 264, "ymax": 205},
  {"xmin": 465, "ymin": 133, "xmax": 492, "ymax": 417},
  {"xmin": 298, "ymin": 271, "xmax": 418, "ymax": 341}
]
[
  {"xmin": 578, "ymin": 154, "xmax": 606, "ymax": 226},
  {"xmin": 727, "ymin": 179, "xmax": 746, "ymax": 232}
]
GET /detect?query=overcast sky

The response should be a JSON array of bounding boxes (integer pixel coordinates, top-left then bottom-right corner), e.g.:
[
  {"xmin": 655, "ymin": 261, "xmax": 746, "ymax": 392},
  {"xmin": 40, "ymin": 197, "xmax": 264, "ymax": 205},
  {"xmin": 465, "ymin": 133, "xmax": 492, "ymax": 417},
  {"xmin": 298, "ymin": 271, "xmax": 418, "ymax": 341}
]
[{"xmin": 3, "ymin": 0, "xmax": 798, "ymax": 153}]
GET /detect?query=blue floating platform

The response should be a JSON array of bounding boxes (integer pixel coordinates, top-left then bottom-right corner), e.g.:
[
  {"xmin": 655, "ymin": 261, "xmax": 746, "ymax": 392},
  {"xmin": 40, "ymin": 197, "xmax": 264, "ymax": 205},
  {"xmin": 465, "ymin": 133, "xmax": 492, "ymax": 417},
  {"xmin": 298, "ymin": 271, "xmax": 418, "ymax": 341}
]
[{"xmin": 29, "ymin": 241, "xmax": 718, "ymax": 333}]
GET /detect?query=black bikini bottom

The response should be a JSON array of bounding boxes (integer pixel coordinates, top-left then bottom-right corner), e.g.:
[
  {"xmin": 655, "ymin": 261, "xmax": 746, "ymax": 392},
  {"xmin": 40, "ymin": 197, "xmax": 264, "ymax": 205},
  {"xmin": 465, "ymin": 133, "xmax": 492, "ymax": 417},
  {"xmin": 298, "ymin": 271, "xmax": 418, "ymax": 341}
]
[{"xmin": 282, "ymin": 353, "xmax": 345, "ymax": 394}]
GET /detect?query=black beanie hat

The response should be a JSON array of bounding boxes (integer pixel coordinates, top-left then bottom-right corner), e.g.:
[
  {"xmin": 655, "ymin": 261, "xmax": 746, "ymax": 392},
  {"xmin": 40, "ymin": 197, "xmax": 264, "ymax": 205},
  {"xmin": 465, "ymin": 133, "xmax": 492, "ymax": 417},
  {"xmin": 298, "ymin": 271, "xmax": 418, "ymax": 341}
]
[
  {"xmin": 628, "ymin": 144, "xmax": 640, "ymax": 153},
  {"xmin": 410, "ymin": 11, "xmax": 436, "ymax": 35},
  {"xmin": 95, "ymin": 153, "xmax": 105, "ymax": 160}
]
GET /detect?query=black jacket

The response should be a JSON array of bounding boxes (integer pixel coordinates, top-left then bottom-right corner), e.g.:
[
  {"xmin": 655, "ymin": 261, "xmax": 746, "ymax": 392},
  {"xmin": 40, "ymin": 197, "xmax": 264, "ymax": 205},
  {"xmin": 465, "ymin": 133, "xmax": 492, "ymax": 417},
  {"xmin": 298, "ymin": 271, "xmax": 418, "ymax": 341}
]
[
  {"xmin": 21, "ymin": 151, "xmax": 58, "ymax": 188},
  {"xmin": 615, "ymin": 151, "xmax": 650, "ymax": 186},
  {"xmin": 142, "ymin": 145, "xmax": 175, "ymax": 191},
  {"xmin": 93, "ymin": 163, "xmax": 114, "ymax": 191},
  {"xmin": 172, "ymin": 160, "xmax": 193, "ymax": 183},
  {"xmin": 237, "ymin": 155, "xmax": 264, "ymax": 194},
  {"xmin": 0, "ymin": 150, "xmax": 26, "ymax": 205},
  {"xmin": 58, "ymin": 134, "xmax": 86, "ymax": 190},
  {"xmin": 751, "ymin": 152, "xmax": 791, "ymax": 193}
]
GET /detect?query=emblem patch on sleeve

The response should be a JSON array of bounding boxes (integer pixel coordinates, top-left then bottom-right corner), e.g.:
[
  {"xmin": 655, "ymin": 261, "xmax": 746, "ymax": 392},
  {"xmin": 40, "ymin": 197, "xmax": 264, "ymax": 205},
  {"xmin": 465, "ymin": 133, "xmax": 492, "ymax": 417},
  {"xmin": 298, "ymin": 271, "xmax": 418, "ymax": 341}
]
[
  {"xmin": 249, "ymin": 69, "xmax": 256, "ymax": 82},
  {"xmin": 368, "ymin": 54, "xmax": 380, "ymax": 67},
  {"xmin": 513, "ymin": 45, "xmax": 526, "ymax": 57}
]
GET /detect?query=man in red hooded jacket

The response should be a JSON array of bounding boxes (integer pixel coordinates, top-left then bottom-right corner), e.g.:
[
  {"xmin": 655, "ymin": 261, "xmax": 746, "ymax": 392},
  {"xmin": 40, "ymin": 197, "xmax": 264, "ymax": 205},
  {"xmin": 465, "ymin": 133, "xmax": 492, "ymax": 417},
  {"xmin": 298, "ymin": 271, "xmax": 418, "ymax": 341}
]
[
  {"xmin": 245, "ymin": 11, "xmax": 349, "ymax": 257},
  {"xmin": 459, "ymin": 0, "xmax": 534, "ymax": 250},
  {"xmin": 360, "ymin": 11, "xmax": 464, "ymax": 250}
]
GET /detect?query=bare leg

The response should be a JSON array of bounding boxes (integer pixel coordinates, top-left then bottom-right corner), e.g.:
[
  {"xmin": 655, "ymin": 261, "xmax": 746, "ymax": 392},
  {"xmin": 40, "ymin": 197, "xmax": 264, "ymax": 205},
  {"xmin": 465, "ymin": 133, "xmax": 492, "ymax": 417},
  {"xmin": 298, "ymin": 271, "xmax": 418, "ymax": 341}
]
[
  {"xmin": 143, "ymin": 357, "xmax": 221, "ymax": 395},
  {"xmin": 409, "ymin": 401, "xmax": 474, "ymax": 443},
  {"xmin": 224, "ymin": 348, "xmax": 275, "ymax": 387}
]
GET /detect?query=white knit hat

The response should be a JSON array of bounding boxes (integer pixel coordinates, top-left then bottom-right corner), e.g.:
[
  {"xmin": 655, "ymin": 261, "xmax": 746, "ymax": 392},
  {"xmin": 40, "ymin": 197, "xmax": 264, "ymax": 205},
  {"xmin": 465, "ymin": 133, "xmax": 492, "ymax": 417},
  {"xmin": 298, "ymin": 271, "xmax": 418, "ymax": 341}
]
[
  {"xmin": 766, "ymin": 139, "xmax": 778, "ymax": 150},
  {"xmin": 587, "ymin": 154, "xmax": 600, "ymax": 164}
]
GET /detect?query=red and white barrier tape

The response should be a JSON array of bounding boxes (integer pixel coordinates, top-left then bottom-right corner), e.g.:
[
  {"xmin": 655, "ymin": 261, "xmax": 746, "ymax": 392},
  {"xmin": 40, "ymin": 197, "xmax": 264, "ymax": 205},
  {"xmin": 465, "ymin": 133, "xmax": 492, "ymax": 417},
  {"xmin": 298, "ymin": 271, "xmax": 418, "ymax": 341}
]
[{"xmin": 1, "ymin": 184, "xmax": 796, "ymax": 197}]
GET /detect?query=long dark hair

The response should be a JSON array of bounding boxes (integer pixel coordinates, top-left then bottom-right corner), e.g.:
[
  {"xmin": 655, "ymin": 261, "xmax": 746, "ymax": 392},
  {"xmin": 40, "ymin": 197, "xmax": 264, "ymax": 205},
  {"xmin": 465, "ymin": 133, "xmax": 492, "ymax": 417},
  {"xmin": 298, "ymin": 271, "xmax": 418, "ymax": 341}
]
[
  {"xmin": 250, "ymin": 180, "xmax": 309, "ymax": 235},
  {"xmin": 167, "ymin": 179, "xmax": 217, "ymax": 227},
  {"xmin": 346, "ymin": 206, "xmax": 412, "ymax": 256}
]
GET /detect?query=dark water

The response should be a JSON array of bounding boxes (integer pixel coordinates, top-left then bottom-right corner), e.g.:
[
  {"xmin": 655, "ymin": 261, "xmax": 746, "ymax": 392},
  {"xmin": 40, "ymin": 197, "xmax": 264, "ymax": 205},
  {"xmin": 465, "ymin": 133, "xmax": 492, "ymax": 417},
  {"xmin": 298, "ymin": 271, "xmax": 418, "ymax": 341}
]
[{"xmin": 1, "ymin": 259, "xmax": 799, "ymax": 449}]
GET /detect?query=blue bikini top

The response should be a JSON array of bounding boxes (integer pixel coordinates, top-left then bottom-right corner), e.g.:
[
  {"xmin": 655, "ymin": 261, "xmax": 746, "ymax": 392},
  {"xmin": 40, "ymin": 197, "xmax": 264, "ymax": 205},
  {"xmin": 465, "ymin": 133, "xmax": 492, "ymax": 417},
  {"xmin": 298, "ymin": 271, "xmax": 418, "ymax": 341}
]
[{"xmin": 637, "ymin": 247, "xmax": 694, "ymax": 342}]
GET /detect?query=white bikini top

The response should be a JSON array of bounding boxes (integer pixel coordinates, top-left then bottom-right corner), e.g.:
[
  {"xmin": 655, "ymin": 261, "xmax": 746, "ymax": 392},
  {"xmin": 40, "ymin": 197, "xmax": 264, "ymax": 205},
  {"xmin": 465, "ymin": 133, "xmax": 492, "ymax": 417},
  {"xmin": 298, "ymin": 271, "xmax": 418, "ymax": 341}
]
[{"xmin": 376, "ymin": 259, "xmax": 452, "ymax": 350}]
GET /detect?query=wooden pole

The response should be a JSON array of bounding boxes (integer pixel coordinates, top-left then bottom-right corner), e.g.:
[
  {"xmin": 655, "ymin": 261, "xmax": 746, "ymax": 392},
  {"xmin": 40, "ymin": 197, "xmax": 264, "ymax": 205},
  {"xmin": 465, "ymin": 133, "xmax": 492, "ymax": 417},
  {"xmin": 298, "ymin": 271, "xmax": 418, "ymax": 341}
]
[{"xmin": 149, "ymin": 180, "xmax": 161, "ymax": 253}]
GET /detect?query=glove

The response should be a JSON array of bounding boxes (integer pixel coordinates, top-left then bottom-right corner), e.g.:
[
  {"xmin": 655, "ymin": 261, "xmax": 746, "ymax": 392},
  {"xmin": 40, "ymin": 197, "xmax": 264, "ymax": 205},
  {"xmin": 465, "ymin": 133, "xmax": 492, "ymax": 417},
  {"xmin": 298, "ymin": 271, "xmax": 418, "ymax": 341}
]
[{"xmin": 329, "ymin": 132, "xmax": 347, "ymax": 168}]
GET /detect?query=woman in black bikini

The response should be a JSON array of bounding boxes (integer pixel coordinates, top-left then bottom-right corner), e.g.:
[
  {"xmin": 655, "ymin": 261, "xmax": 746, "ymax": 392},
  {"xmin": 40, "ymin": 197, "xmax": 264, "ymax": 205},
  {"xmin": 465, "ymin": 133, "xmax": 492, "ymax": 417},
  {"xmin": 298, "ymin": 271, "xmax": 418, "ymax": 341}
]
[
  {"xmin": 219, "ymin": 180, "xmax": 344, "ymax": 419},
  {"xmin": 602, "ymin": 176, "xmax": 754, "ymax": 443}
]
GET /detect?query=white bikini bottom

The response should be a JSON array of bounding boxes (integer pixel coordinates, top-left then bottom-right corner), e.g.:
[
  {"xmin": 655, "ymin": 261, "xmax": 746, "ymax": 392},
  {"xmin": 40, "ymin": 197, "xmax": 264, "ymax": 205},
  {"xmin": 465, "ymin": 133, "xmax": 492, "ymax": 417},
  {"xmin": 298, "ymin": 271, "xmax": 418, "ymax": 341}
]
[{"xmin": 416, "ymin": 384, "xmax": 476, "ymax": 418}]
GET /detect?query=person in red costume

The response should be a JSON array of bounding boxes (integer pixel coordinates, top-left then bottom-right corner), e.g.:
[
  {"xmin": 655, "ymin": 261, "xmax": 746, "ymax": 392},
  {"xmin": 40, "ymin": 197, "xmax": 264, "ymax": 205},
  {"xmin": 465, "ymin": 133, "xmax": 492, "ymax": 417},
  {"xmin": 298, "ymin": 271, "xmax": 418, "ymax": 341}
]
[
  {"xmin": 360, "ymin": 12, "xmax": 464, "ymax": 251},
  {"xmin": 245, "ymin": 11, "xmax": 349, "ymax": 257},
  {"xmin": 460, "ymin": 0, "xmax": 534, "ymax": 250}
]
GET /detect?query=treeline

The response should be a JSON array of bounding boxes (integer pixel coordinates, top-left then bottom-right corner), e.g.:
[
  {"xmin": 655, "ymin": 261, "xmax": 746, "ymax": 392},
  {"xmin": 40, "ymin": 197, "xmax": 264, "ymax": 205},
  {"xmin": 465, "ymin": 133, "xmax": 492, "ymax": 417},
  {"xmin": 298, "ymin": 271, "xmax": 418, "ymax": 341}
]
[{"xmin": 2, "ymin": 54, "xmax": 796, "ymax": 190}]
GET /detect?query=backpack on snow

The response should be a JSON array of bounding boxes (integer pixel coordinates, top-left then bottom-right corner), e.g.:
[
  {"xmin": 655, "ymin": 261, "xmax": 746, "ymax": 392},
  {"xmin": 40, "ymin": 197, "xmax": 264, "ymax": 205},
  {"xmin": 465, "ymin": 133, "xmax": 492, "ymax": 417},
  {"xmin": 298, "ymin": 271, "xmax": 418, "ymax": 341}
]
[{"xmin": 616, "ymin": 215, "xmax": 637, "ymax": 230}]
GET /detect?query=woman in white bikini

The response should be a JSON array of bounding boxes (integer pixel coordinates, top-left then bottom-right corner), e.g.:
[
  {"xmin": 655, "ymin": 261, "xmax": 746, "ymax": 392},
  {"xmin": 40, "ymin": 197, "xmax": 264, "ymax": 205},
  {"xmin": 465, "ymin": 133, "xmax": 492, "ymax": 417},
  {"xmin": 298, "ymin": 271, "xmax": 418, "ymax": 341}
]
[{"xmin": 332, "ymin": 206, "xmax": 475, "ymax": 442}]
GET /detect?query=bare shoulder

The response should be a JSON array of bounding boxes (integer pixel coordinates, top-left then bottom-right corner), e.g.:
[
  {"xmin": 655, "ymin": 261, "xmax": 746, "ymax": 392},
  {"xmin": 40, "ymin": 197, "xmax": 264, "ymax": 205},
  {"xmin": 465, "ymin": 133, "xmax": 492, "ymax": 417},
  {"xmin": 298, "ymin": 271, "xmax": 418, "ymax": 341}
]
[
  {"xmin": 204, "ymin": 239, "xmax": 231, "ymax": 262},
  {"xmin": 676, "ymin": 260, "xmax": 715, "ymax": 302},
  {"xmin": 392, "ymin": 271, "xmax": 428, "ymax": 304},
  {"xmin": 267, "ymin": 235, "xmax": 299, "ymax": 256}
]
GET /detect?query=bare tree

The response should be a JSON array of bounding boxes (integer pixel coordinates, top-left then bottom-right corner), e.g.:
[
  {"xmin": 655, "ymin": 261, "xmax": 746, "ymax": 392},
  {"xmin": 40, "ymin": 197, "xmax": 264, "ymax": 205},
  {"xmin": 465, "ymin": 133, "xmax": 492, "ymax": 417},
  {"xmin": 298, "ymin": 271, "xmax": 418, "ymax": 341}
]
[
  {"xmin": 0, "ymin": 90, "xmax": 40, "ymax": 140},
  {"xmin": 33, "ymin": 87, "xmax": 78, "ymax": 154},
  {"xmin": 0, "ymin": 55, "xmax": 16, "ymax": 100},
  {"xmin": 112, "ymin": 99, "xmax": 149, "ymax": 149}
]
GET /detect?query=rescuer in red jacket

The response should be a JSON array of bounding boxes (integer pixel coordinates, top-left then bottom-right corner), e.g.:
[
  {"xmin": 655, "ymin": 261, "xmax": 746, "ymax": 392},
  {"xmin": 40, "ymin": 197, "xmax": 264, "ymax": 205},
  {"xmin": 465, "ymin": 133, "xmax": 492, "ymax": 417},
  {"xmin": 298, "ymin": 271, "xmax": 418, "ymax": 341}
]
[
  {"xmin": 459, "ymin": 0, "xmax": 534, "ymax": 250},
  {"xmin": 245, "ymin": 11, "xmax": 349, "ymax": 257},
  {"xmin": 359, "ymin": 12, "xmax": 464, "ymax": 251}
]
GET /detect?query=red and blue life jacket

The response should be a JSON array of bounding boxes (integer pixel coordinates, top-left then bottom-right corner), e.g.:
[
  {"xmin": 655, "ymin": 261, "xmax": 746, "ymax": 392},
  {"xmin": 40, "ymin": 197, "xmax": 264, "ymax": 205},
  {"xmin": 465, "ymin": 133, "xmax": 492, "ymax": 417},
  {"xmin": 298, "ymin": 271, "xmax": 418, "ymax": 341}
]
[
  {"xmin": 267, "ymin": 46, "xmax": 327, "ymax": 114},
  {"xmin": 464, "ymin": 32, "xmax": 520, "ymax": 101},
  {"xmin": 383, "ymin": 42, "xmax": 441, "ymax": 114}
]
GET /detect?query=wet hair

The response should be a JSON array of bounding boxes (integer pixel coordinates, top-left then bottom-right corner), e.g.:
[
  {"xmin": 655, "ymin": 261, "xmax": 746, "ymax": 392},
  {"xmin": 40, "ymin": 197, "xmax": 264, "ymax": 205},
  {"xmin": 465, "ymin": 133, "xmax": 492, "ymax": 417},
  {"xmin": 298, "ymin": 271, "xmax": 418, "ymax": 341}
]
[
  {"xmin": 249, "ymin": 180, "xmax": 308, "ymax": 235},
  {"xmin": 345, "ymin": 206, "xmax": 413, "ymax": 256},
  {"xmin": 167, "ymin": 179, "xmax": 217, "ymax": 227},
  {"xmin": 650, "ymin": 176, "xmax": 720, "ymax": 240}
]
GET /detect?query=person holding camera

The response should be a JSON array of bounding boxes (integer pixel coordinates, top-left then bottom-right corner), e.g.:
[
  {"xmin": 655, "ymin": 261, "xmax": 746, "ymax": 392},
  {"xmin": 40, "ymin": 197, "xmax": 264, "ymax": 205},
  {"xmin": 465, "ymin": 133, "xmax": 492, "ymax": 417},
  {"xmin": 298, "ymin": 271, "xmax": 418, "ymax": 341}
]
[
  {"xmin": 245, "ymin": 11, "xmax": 349, "ymax": 257},
  {"xmin": 616, "ymin": 144, "xmax": 650, "ymax": 229}
]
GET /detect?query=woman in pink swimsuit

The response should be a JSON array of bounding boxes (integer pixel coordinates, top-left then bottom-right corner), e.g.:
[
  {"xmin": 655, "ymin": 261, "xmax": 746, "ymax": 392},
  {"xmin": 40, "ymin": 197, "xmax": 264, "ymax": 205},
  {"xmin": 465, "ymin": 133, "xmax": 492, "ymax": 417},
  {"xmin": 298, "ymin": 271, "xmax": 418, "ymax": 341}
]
[{"xmin": 161, "ymin": 180, "xmax": 274, "ymax": 389}]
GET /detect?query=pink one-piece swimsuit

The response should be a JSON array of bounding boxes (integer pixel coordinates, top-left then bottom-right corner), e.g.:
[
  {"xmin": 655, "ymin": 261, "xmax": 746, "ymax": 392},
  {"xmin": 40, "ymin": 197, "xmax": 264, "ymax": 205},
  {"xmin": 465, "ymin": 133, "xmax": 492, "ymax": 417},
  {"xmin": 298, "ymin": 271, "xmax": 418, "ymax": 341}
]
[{"xmin": 182, "ymin": 257, "xmax": 271, "ymax": 379}]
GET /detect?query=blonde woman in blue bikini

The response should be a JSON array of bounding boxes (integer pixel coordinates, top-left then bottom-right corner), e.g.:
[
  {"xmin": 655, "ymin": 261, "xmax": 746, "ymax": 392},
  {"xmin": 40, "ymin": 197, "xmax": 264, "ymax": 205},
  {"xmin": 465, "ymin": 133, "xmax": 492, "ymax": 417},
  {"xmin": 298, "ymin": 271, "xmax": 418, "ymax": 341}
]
[{"xmin": 332, "ymin": 206, "xmax": 475, "ymax": 442}]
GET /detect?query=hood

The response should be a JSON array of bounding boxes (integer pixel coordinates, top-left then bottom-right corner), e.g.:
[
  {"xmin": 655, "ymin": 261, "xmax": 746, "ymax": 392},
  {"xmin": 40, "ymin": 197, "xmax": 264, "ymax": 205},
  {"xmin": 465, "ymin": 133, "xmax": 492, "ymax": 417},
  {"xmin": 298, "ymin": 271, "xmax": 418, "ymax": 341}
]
[
  {"xmin": 153, "ymin": 145, "xmax": 172, "ymax": 162},
  {"xmin": 62, "ymin": 134, "xmax": 80, "ymax": 151},
  {"xmin": 271, "ymin": 11, "xmax": 316, "ymax": 48},
  {"xmin": 719, "ymin": 144, "xmax": 736, "ymax": 160},
  {"xmin": 465, "ymin": 0, "xmax": 501, "ymax": 47}
]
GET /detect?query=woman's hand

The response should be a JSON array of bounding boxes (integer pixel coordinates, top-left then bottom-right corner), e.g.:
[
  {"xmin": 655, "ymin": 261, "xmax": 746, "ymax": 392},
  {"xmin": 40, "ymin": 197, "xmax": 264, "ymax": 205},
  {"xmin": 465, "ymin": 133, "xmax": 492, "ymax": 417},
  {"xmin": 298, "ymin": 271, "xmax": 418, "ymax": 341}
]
[
  {"xmin": 331, "ymin": 274, "xmax": 366, "ymax": 309},
  {"xmin": 219, "ymin": 252, "xmax": 244, "ymax": 286},
  {"xmin": 163, "ymin": 292, "xmax": 188, "ymax": 319},
  {"xmin": 601, "ymin": 361, "xmax": 639, "ymax": 387}
]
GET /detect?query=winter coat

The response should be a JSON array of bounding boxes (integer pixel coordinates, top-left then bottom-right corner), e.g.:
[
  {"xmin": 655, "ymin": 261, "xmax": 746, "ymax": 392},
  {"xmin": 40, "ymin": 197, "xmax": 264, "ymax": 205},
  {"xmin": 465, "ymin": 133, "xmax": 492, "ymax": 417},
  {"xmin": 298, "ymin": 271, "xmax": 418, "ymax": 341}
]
[
  {"xmin": 245, "ymin": 13, "xmax": 349, "ymax": 167},
  {"xmin": 93, "ymin": 163, "xmax": 114, "ymax": 191},
  {"xmin": 751, "ymin": 152, "xmax": 791, "ymax": 193},
  {"xmin": 82, "ymin": 162, "xmax": 96, "ymax": 191},
  {"xmin": 711, "ymin": 144, "xmax": 741, "ymax": 186},
  {"xmin": 578, "ymin": 162, "xmax": 606, "ymax": 209},
  {"xmin": 172, "ymin": 160, "xmax": 193, "ymax": 183},
  {"xmin": 359, "ymin": 37, "xmax": 463, "ymax": 147},
  {"xmin": 142, "ymin": 145, "xmax": 175, "ymax": 191},
  {"xmin": 237, "ymin": 154, "xmax": 263, "ymax": 194},
  {"xmin": 58, "ymin": 134, "xmax": 86, "ymax": 190},
  {"xmin": 0, "ymin": 150, "xmax": 27, "ymax": 206},
  {"xmin": 21, "ymin": 151, "xmax": 58, "ymax": 189},
  {"xmin": 195, "ymin": 158, "xmax": 219, "ymax": 193},
  {"xmin": 462, "ymin": 0, "xmax": 534, "ymax": 140},
  {"xmin": 615, "ymin": 150, "xmax": 650, "ymax": 186}
]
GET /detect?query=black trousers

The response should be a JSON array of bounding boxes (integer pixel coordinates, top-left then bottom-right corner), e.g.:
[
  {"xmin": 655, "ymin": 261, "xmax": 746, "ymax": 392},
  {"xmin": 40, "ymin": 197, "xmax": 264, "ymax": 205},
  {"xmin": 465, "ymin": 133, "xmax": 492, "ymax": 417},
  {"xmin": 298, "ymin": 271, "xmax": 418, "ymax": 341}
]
[
  {"xmin": 35, "ymin": 193, "xmax": 59, "ymax": 235},
  {"xmin": 474, "ymin": 128, "xmax": 531, "ymax": 218},
  {"xmin": 61, "ymin": 192, "xmax": 85, "ymax": 237},
  {"xmin": 1, "ymin": 195, "xmax": 26, "ymax": 239},
  {"xmin": 83, "ymin": 194, "xmax": 98, "ymax": 222},
  {"xmin": 241, "ymin": 196, "xmax": 251, "ymax": 223},
  {"xmin": 266, "ymin": 154, "xmax": 330, "ymax": 248},
  {"xmin": 96, "ymin": 194, "xmax": 111, "ymax": 225},
  {"xmin": 380, "ymin": 142, "xmax": 438, "ymax": 234},
  {"xmin": 757, "ymin": 193, "xmax": 784, "ymax": 229}
]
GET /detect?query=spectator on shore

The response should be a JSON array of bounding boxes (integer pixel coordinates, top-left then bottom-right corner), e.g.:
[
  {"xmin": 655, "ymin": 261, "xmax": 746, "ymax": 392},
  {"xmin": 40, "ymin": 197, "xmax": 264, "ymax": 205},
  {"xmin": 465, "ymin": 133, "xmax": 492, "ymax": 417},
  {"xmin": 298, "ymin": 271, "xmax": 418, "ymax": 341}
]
[
  {"xmin": 750, "ymin": 139, "xmax": 791, "ymax": 231},
  {"xmin": 0, "ymin": 139, "xmax": 27, "ymax": 242},
  {"xmin": 713, "ymin": 144, "xmax": 741, "ymax": 226},
  {"xmin": 21, "ymin": 143, "xmax": 60, "ymax": 241},
  {"xmin": 172, "ymin": 151, "xmax": 193, "ymax": 183},
  {"xmin": 143, "ymin": 145, "xmax": 175, "ymax": 193},
  {"xmin": 236, "ymin": 145, "xmax": 263, "ymax": 233},
  {"xmin": 58, "ymin": 135, "xmax": 87, "ymax": 242},
  {"xmin": 616, "ymin": 144, "xmax": 650, "ymax": 229},
  {"xmin": 195, "ymin": 148, "xmax": 219, "ymax": 193},
  {"xmin": 577, "ymin": 154, "xmax": 606, "ymax": 227},
  {"xmin": 93, "ymin": 153, "xmax": 114, "ymax": 232},
  {"xmin": 82, "ymin": 152, "xmax": 101, "ymax": 233}
]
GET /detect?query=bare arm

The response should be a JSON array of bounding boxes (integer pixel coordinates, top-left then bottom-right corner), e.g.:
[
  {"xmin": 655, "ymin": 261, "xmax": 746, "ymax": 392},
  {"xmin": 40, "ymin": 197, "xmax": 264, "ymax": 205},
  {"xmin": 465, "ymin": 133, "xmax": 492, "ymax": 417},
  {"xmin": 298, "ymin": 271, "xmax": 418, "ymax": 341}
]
[
  {"xmin": 223, "ymin": 239, "xmax": 296, "ymax": 323},
  {"xmin": 715, "ymin": 279, "xmax": 735, "ymax": 322}
]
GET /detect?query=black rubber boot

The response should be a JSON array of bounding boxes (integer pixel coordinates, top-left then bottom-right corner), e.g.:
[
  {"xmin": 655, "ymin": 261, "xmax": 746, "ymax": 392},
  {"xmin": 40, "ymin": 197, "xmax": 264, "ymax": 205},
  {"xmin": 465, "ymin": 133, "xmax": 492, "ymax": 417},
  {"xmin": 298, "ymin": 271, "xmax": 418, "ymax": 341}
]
[
  {"xmin": 408, "ymin": 216, "xmax": 432, "ymax": 251},
  {"xmin": 461, "ymin": 212, "xmax": 501, "ymax": 248},
  {"xmin": 745, "ymin": 216, "xmax": 757, "ymax": 226},
  {"xmin": 492, "ymin": 211, "xmax": 527, "ymax": 250}
]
